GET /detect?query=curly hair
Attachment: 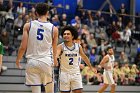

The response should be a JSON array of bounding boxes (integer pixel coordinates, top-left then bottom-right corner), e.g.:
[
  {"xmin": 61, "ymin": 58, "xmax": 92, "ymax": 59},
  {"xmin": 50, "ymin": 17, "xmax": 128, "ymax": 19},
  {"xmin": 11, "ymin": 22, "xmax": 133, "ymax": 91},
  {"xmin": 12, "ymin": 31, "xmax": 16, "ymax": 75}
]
[{"xmin": 61, "ymin": 26, "xmax": 78, "ymax": 40}]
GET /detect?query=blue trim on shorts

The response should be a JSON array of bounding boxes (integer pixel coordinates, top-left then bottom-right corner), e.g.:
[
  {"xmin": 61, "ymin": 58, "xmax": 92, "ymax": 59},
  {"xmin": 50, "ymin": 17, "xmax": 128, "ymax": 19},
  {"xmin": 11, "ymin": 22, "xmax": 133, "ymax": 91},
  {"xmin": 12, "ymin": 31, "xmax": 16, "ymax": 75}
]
[
  {"xmin": 60, "ymin": 90, "xmax": 71, "ymax": 92},
  {"xmin": 25, "ymin": 81, "xmax": 53, "ymax": 86},
  {"xmin": 45, "ymin": 81, "xmax": 53, "ymax": 85},
  {"xmin": 72, "ymin": 88, "xmax": 83, "ymax": 91},
  {"xmin": 60, "ymin": 88, "xmax": 83, "ymax": 92}
]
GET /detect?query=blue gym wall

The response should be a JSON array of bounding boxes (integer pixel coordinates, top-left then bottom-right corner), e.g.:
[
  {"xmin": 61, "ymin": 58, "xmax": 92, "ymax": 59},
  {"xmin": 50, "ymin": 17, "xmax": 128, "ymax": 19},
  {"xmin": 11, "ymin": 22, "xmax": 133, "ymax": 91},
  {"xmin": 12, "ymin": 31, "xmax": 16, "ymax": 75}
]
[
  {"xmin": 53, "ymin": 0, "xmax": 77, "ymax": 16},
  {"xmin": 136, "ymin": 0, "xmax": 140, "ymax": 13},
  {"xmin": 18, "ymin": 0, "xmax": 45, "ymax": 3},
  {"xmin": 83, "ymin": 0, "xmax": 130, "ymax": 11},
  {"xmin": 16, "ymin": 0, "xmax": 140, "ymax": 14}
]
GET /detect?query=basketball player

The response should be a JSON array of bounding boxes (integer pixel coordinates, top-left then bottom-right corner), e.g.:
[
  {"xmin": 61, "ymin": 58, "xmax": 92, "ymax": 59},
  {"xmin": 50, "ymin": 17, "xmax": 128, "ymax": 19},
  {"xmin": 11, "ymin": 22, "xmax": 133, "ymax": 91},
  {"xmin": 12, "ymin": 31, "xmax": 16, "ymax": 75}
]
[
  {"xmin": 97, "ymin": 47, "xmax": 116, "ymax": 93},
  {"xmin": 57, "ymin": 26, "xmax": 96, "ymax": 93},
  {"xmin": 16, "ymin": 3, "xmax": 58, "ymax": 93}
]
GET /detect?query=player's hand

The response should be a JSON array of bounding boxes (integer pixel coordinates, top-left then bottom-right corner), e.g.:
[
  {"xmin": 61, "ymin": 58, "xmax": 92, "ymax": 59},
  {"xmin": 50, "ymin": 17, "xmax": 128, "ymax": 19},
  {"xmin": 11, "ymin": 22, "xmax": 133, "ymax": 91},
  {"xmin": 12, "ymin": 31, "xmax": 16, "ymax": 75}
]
[
  {"xmin": 92, "ymin": 67, "xmax": 97, "ymax": 74},
  {"xmin": 97, "ymin": 65, "xmax": 102, "ymax": 69},
  {"xmin": 90, "ymin": 67, "xmax": 97, "ymax": 74},
  {"xmin": 16, "ymin": 60, "xmax": 22, "ymax": 69},
  {"xmin": 53, "ymin": 58, "xmax": 58, "ymax": 67}
]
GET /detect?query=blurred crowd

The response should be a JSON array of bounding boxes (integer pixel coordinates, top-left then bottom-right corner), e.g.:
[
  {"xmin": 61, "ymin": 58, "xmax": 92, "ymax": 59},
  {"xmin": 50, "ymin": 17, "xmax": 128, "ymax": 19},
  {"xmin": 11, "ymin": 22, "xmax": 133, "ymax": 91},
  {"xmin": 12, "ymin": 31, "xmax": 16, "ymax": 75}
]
[{"xmin": 0, "ymin": 0, "xmax": 140, "ymax": 86}]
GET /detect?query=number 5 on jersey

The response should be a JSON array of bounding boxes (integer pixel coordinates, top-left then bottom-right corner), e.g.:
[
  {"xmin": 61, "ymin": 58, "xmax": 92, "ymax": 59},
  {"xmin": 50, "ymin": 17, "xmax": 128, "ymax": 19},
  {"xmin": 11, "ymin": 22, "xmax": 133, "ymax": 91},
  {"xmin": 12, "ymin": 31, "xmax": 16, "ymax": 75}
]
[{"xmin": 37, "ymin": 29, "xmax": 44, "ymax": 40}]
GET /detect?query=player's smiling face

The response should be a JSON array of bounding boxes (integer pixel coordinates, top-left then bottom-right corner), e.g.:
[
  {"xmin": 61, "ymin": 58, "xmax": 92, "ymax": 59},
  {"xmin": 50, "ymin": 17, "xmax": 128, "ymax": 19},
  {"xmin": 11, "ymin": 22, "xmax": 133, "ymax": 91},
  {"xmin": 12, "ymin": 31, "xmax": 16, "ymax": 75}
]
[{"xmin": 63, "ymin": 30, "xmax": 73, "ymax": 42}]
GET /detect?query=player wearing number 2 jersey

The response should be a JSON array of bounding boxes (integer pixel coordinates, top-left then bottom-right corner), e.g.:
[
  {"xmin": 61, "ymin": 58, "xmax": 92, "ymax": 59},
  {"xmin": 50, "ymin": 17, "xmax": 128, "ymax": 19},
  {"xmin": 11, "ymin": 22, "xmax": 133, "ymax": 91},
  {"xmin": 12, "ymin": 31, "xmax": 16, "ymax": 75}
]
[
  {"xmin": 16, "ymin": 3, "xmax": 58, "ymax": 93},
  {"xmin": 57, "ymin": 26, "xmax": 96, "ymax": 93}
]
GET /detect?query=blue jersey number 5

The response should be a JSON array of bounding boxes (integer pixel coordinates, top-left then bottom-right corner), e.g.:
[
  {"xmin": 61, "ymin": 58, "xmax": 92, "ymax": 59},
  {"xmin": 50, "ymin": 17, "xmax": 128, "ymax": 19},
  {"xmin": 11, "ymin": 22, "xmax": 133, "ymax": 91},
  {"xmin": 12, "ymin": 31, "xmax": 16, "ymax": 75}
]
[
  {"xmin": 69, "ymin": 58, "xmax": 73, "ymax": 65},
  {"xmin": 37, "ymin": 29, "xmax": 44, "ymax": 40}
]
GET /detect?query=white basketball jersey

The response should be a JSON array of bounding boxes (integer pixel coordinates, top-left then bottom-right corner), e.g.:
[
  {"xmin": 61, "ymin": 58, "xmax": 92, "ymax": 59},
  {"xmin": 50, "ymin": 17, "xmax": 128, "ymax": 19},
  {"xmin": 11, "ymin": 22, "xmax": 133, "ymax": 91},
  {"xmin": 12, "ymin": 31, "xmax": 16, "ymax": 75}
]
[
  {"xmin": 26, "ymin": 20, "xmax": 54, "ymax": 65},
  {"xmin": 104, "ymin": 54, "xmax": 115, "ymax": 71},
  {"xmin": 60, "ymin": 43, "xmax": 81, "ymax": 74}
]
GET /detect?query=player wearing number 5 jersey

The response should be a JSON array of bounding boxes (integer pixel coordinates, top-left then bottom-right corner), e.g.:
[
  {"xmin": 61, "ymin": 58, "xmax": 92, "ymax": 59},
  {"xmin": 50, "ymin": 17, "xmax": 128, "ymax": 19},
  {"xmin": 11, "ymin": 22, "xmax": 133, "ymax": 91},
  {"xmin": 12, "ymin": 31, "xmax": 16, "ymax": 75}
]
[
  {"xmin": 16, "ymin": 3, "xmax": 58, "ymax": 93},
  {"xmin": 57, "ymin": 26, "xmax": 96, "ymax": 93}
]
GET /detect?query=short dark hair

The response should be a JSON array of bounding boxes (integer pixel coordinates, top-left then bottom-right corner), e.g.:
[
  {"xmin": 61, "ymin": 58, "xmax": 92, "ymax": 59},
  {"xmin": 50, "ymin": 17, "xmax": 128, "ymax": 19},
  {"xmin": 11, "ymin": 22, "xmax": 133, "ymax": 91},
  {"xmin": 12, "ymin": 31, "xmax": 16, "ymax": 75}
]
[
  {"xmin": 106, "ymin": 46, "xmax": 113, "ymax": 51},
  {"xmin": 61, "ymin": 26, "xmax": 78, "ymax": 40},
  {"xmin": 35, "ymin": 3, "xmax": 48, "ymax": 16}
]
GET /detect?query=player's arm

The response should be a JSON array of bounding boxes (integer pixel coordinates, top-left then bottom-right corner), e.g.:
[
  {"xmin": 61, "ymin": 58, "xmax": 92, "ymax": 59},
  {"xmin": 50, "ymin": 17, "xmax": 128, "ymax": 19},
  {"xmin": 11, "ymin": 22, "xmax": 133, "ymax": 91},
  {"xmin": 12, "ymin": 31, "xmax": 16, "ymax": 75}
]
[
  {"xmin": 16, "ymin": 23, "xmax": 29, "ymax": 69},
  {"xmin": 98, "ymin": 55, "xmax": 109, "ymax": 69},
  {"xmin": 79, "ymin": 45, "xmax": 97, "ymax": 73},
  {"xmin": 56, "ymin": 44, "xmax": 62, "ymax": 66},
  {"xmin": 52, "ymin": 26, "xmax": 59, "ymax": 66},
  {"xmin": 56, "ymin": 44, "xmax": 62, "ymax": 58}
]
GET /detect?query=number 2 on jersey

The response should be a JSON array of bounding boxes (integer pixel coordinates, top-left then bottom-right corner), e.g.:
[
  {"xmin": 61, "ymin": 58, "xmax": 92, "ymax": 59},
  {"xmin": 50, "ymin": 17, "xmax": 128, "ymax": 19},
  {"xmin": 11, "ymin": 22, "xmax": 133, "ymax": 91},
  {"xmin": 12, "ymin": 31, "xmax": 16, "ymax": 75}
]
[
  {"xmin": 69, "ymin": 58, "xmax": 73, "ymax": 65},
  {"xmin": 37, "ymin": 29, "xmax": 44, "ymax": 40}
]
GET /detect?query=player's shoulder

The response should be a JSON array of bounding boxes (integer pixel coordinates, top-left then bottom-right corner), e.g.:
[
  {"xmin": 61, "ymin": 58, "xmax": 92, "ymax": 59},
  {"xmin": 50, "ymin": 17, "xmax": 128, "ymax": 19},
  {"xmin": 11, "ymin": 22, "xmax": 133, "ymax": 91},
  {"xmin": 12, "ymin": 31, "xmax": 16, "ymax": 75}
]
[
  {"xmin": 57, "ymin": 42, "xmax": 64, "ymax": 48},
  {"xmin": 104, "ymin": 55, "xmax": 109, "ymax": 59},
  {"xmin": 24, "ymin": 22, "xmax": 30, "ymax": 28},
  {"xmin": 23, "ymin": 22, "xmax": 30, "ymax": 32},
  {"xmin": 75, "ymin": 43, "xmax": 82, "ymax": 50},
  {"xmin": 53, "ymin": 26, "xmax": 58, "ymax": 31},
  {"xmin": 73, "ymin": 43, "xmax": 81, "ymax": 50},
  {"xmin": 24, "ymin": 20, "xmax": 34, "ymax": 27}
]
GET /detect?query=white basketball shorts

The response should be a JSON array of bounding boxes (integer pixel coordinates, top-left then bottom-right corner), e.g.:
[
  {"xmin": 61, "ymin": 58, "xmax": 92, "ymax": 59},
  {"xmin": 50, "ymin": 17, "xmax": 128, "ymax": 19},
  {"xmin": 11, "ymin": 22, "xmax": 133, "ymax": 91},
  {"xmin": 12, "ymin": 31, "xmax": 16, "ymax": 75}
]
[
  {"xmin": 59, "ymin": 72, "xmax": 83, "ymax": 92},
  {"xmin": 103, "ymin": 71, "xmax": 115, "ymax": 85},
  {"xmin": 25, "ymin": 59, "xmax": 53, "ymax": 86}
]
